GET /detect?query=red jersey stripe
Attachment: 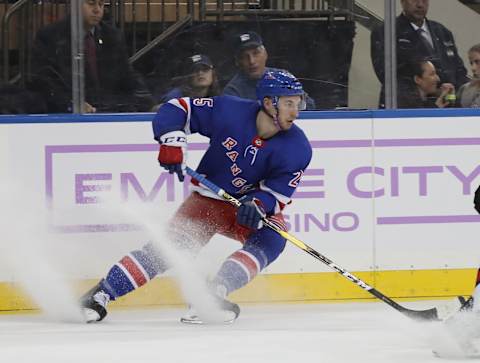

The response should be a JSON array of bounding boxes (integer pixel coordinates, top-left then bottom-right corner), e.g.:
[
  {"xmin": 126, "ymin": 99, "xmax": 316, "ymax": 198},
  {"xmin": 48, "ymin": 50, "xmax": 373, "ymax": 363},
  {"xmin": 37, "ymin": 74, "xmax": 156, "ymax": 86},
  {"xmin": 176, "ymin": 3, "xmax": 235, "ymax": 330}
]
[
  {"xmin": 178, "ymin": 98, "xmax": 189, "ymax": 113},
  {"xmin": 231, "ymin": 250, "xmax": 259, "ymax": 280},
  {"xmin": 120, "ymin": 256, "xmax": 147, "ymax": 287}
]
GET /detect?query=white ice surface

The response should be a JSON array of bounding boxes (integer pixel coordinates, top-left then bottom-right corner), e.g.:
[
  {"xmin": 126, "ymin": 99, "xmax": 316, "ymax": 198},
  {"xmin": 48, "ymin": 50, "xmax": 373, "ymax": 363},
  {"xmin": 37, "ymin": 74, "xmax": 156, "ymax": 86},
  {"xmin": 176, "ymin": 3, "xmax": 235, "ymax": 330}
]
[{"xmin": 0, "ymin": 301, "xmax": 476, "ymax": 363}]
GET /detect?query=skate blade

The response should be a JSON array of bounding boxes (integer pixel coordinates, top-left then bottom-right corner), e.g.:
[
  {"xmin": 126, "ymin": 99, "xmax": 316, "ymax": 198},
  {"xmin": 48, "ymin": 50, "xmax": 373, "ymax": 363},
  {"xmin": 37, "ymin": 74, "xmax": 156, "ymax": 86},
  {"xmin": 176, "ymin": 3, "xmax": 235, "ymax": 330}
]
[
  {"xmin": 180, "ymin": 316, "xmax": 206, "ymax": 325},
  {"xmin": 180, "ymin": 312, "xmax": 236, "ymax": 325}
]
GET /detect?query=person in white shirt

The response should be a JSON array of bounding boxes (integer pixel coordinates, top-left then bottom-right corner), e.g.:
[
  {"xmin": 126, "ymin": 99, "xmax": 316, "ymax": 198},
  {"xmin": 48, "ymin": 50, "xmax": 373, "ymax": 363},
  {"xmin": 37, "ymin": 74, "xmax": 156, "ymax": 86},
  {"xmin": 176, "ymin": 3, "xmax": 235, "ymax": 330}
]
[{"xmin": 457, "ymin": 44, "xmax": 480, "ymax": 108}]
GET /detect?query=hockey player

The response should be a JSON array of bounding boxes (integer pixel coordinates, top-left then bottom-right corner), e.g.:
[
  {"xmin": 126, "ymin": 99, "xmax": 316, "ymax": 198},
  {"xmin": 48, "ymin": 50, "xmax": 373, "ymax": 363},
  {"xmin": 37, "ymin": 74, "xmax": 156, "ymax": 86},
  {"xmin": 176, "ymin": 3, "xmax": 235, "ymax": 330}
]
[
  {"xmin": 80, "ymin": 70, "xmax": 312, "ymax": 323},
  {"xmin": 436, "ymin": 184, "xmax": 480, "ymax": 358},
  {"xmin": 455, "ymin": 184, "xmax": 480, "ymax": 313}
]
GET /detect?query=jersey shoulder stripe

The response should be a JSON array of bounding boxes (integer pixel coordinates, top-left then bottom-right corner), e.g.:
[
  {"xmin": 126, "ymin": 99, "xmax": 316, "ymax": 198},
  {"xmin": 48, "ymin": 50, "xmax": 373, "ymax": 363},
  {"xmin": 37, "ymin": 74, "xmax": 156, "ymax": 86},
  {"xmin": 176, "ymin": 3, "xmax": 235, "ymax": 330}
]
[{"xmin": 166, "ymin": 97, "xmax": 192, "ymax": 134}]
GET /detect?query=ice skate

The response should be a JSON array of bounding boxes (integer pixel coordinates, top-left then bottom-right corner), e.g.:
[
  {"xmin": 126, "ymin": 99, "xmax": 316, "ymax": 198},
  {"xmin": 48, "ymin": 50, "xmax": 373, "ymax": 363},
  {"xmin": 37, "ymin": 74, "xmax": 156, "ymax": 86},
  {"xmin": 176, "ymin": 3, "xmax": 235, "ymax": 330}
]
[
  {"xmin": 458, "ymin": 296, "xmax": 474, "ymax": 312},
  {"xmin": 434, "ymin": 299, "xmax": 480, "ymax": 359},
  {"xmin": 180, "ymin": 284, "xmax": 240, "ymax": 325},
  {"xmin": 80, "ymin": 280, "xmax": 111, "ymax": 323}
]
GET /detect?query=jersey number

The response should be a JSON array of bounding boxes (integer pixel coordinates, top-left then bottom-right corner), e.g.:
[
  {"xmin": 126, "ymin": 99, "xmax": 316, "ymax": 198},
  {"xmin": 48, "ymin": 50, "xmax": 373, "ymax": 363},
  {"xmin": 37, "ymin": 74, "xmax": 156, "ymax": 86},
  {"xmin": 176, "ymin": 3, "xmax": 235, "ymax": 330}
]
[
  {"xmin": 288, "ymin": 170, "xmax": 304, "ymax": 188},
  {"xmin": 192, "ymin": 98, "xmax": 214, "ymax": 107}
]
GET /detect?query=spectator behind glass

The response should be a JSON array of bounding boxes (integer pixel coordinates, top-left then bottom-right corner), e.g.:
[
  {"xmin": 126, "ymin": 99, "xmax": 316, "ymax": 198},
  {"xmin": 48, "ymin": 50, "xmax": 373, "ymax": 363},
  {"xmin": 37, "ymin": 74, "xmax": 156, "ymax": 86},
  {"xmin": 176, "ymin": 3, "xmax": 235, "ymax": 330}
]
[
  {"xmin": 223, "ymin": 31, "xmax": 315, "ymax": 109},
  {"xmin": 457, "ymin": 44, "xmax": 480, "ymax": 108},
  {"xmin": 29, "ymin": 0, "xmax": 153, "ymax": 113},
  {"xmin": 155, "ymin": 54, "xmax": 220, "ymax": 107},
  {"xmin": 371, "ymin": 0, "xmax": 468, "ymax": 107},
  {"xmin": 397, "ymin": 58, "xmax": 455, "ymax": 108}
]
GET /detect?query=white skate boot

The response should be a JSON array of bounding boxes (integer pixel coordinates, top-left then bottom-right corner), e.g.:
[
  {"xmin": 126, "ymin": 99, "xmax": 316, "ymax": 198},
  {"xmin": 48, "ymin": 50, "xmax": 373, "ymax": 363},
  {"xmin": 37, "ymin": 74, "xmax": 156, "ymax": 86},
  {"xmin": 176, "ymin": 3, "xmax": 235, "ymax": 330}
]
[
  {"xmin": 180, "ymin": 284, "xmax": 240, "ymax": 324},
  {"xmin": 80, "ymin": 280, "xmax": 111, "ymax": 323}
]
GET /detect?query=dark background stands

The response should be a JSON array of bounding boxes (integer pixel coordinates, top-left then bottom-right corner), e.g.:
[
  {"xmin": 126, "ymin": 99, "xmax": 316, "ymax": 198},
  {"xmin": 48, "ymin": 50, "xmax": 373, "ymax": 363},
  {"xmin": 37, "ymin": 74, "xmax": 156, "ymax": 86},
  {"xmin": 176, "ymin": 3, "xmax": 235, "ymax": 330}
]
[{"xmin": 0, "ymin": 83, "xmax": 47, "ymax": 114}]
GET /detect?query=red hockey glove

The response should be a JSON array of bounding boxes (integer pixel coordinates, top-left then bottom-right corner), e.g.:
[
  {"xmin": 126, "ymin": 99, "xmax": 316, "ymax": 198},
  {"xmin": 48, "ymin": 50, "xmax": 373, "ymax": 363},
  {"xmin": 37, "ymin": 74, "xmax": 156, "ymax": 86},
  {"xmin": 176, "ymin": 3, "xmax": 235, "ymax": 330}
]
[
  {"xmin": 237, "ymin": 197, "xmax": 266, "ymax": 230},
  {"xmin": 474, "ymin": 185, "xmax": 480, "ymax": 214},
  {"xmin": 158, "ymin": 130, "xmax": 187, "ymax": 182}
]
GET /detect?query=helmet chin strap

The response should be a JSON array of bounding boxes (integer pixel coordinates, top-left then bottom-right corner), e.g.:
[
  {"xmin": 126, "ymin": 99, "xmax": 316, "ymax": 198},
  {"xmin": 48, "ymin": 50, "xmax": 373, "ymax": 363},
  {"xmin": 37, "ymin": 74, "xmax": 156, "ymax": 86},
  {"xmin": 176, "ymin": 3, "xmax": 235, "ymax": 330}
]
[
  {"xmin": 272, "ymin": 114, "xmax": 281, "ymax": 130},
  {"xmin": 261, "ymin": 107, "xmax": 280, "ymax": 130},
  {"xmin": 265, "ymin": 96, "xmax": 281, "ymax": 131}
]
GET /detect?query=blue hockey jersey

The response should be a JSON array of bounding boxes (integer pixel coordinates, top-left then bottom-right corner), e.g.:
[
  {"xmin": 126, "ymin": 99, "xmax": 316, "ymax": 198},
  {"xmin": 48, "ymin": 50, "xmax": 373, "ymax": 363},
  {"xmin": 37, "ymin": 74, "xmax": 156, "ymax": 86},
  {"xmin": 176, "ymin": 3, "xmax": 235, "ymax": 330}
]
[{"xmin": 152, "ymin": 96, "xmax": 312, "ymax": 214}]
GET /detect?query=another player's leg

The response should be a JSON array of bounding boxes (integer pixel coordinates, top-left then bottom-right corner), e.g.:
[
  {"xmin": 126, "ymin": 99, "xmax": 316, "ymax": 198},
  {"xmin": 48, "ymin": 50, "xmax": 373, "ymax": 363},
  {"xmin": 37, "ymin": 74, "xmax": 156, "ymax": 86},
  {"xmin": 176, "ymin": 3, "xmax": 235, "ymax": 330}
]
[
  {"xmin": 81, "ymin": 242, "xmax": 167, "ymax": 322},
  {"xmin": 182, "ymin": 215, "xmax": 287, "ymax": 324},
  {"xmin": 435, "ymin": 187, "xmax": 480, "ymax": 357},
  {"xmin": 457, "ymin": 268, "xmax": 480, "ymax": 312},
  {"xmin": 436, "ymin": 270, "xmax": 480, "ymax": 358}
]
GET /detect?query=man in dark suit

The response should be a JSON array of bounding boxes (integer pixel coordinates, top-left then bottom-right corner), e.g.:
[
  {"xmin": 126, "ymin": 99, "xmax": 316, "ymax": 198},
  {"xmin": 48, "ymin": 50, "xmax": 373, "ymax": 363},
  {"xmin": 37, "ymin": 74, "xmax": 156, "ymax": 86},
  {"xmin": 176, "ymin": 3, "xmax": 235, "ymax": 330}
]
[
  {"xmin": 29, "ymin": 0, "xmax": 152, "ymax": 113},
  {"xmin": 370, "ymin": 0, "xmax": 468, "ymax": 107}
]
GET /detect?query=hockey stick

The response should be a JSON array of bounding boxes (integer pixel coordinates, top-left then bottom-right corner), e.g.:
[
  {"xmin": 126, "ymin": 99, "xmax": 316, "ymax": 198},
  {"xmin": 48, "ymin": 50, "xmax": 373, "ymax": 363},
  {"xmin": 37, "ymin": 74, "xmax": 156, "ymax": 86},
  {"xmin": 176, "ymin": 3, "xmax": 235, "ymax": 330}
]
[{"xmin": 185, "ymin": 166, "xmax": 439, "ymax": 321}]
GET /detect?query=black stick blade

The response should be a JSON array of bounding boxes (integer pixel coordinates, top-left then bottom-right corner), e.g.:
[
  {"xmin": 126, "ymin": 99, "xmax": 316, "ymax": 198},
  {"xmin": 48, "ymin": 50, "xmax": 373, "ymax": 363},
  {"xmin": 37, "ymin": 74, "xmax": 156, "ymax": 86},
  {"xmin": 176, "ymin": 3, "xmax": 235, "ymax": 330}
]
[{"xmin": 402, "ymin": 307, "xmax": 439, "ymax": 321}]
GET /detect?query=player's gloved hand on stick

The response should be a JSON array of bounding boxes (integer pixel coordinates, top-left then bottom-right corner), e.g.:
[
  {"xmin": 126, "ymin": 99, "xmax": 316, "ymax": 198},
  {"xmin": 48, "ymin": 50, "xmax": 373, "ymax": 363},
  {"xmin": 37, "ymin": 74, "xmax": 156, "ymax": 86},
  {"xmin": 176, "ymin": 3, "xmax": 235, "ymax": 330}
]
[
  {"xmin": 237, "ymin": 197, "xmax": 266, "ymax": 230},
  {"xmin": 474, "ymin": 185, "xmax": 480, "ymax": 214},
  {"xmin": 158, "ymin": 130, "xmax": 187, "ymax": 182}
]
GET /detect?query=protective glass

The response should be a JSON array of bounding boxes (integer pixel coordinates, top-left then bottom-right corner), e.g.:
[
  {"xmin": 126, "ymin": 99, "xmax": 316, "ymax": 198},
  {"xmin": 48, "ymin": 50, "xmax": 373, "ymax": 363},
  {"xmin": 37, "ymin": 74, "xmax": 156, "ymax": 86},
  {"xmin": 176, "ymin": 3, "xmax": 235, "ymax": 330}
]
[{"xmin": 0, "ymin": 0, "xmax": 474, "ymax": 114}]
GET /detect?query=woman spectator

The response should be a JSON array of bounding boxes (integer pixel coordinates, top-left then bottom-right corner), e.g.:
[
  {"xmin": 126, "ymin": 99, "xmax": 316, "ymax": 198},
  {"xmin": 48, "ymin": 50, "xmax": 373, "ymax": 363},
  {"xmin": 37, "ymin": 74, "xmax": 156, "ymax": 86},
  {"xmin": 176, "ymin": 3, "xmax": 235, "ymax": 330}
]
[
  {"xmin": 397, "ymin": 58, "xmax": 456, "ymax": 109},
  {"xmin": 153, "ymin": 54, "xmax": 220, "ymax": 110},
  {"xmin": 457, "ymin": 44, "xmax": 480, "ymax": 108}
]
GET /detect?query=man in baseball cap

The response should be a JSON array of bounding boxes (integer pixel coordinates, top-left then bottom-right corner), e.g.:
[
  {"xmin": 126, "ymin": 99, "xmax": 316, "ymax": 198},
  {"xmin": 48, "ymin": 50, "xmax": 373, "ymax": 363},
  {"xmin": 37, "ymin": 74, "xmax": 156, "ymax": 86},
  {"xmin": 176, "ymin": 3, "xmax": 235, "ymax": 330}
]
[
  {"xmin": 223, "ymin": 31, "xmax": 272, "ymax": 100},
  {"xmin": 233, "ymin": 31, "xmax": 264, "ymax": 55},
  {"xmin": 223, "ymin": 31, "xmax": 315, "ymax": 109}
]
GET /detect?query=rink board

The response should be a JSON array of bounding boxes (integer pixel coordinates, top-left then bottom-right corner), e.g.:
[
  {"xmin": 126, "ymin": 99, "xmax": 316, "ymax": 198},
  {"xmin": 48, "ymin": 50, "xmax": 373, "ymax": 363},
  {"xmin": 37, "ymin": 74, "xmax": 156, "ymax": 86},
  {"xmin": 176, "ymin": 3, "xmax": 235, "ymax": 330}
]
[{"xmin": 0, "ymin": 109, "xmax": 479, "ymax": 311}]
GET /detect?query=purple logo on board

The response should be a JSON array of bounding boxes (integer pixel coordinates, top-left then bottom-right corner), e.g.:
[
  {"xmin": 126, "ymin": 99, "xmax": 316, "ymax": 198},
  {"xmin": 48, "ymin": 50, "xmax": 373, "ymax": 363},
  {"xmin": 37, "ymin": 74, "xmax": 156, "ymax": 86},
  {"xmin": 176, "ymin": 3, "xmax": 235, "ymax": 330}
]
[{"xmin": 45, "ymin": 137, "xmax": 480, "ymax": 233}]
